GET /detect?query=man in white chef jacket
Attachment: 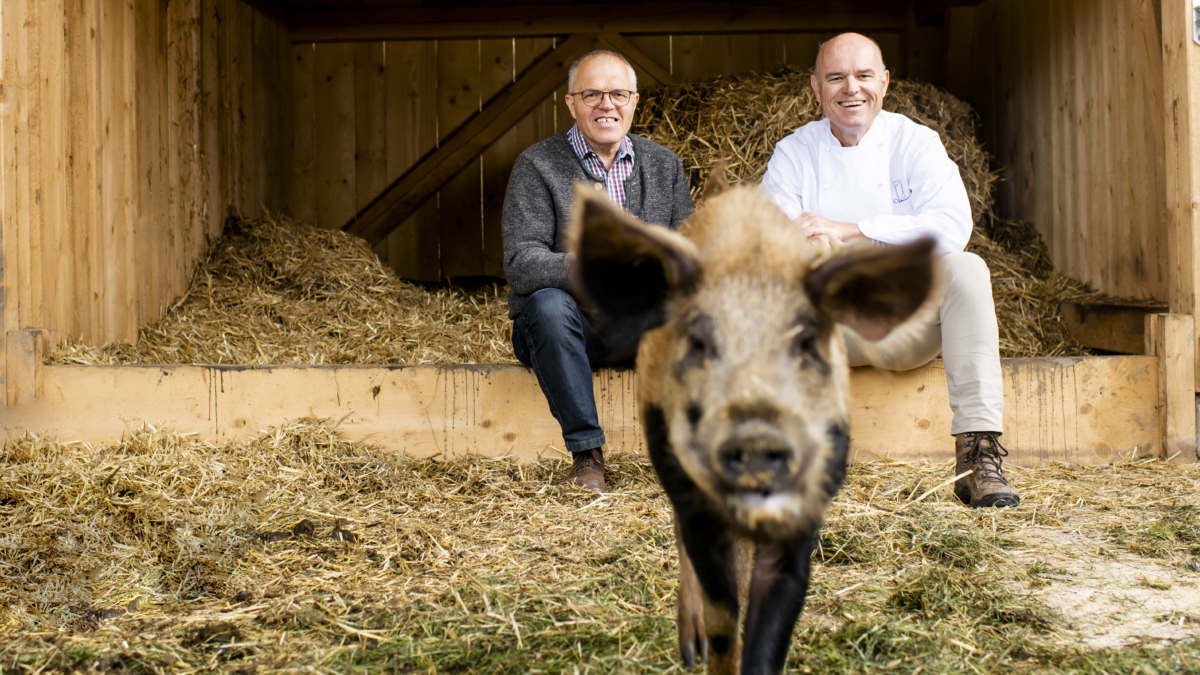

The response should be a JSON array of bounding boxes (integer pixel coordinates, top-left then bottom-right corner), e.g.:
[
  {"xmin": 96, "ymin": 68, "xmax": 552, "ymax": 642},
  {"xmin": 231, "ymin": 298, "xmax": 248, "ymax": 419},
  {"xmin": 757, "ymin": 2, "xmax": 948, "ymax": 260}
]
[{"xmin": 760, "ymin": 32, "xmax": 1019, "ymax": 508}]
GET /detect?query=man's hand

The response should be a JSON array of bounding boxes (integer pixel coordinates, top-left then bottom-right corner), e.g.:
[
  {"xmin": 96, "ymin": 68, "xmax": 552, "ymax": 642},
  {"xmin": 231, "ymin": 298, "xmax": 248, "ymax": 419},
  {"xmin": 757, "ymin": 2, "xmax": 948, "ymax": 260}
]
[{"xmin": 794, "ymin": 213, "xmax": 864, "ymax": 250}]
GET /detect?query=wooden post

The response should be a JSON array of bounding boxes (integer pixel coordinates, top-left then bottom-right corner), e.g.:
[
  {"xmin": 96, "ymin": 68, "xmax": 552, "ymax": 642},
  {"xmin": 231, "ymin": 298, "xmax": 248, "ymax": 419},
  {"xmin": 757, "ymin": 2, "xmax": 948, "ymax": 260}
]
[
  {"xmin": 1161, "ymin": 0, "xmax": 1200, "ymax": 389},
  {"xmin": 1146, "ymin": 313, "xmax": 1197, "ymax": 461},
  {"xmin": 5, "ymin": 327, "xmax": 48, "ymax": 407}
]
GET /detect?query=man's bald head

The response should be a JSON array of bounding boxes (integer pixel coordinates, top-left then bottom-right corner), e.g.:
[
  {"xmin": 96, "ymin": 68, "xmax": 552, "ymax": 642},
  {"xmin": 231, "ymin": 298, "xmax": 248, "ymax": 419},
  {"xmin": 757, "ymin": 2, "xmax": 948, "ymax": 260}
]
[{"xmin": 814, "ymin": 32, "xmax": 886, "ymax": 76}]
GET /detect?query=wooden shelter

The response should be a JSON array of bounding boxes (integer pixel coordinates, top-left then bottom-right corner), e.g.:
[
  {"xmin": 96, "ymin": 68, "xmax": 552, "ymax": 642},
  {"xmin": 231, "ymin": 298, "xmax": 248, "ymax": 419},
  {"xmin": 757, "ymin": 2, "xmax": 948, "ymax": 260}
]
[{"xmin": 1, "ymin": 0, "xmax": 1197, "ymax": 463}]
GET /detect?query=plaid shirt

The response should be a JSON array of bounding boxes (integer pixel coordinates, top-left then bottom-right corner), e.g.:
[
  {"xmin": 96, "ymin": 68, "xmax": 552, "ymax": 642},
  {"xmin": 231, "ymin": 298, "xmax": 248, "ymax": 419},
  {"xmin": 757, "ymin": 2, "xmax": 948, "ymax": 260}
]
[{"xmin": 566, "ymin": 125, "xmax": 636, "ymax": 209}]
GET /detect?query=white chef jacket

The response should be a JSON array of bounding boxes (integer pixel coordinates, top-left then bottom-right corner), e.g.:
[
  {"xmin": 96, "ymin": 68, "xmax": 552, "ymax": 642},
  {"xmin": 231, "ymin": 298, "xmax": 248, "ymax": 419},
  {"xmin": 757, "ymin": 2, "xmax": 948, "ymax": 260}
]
[{"xmin": 760, "ymin": 110, "xmax": 972, "ymax": 256}]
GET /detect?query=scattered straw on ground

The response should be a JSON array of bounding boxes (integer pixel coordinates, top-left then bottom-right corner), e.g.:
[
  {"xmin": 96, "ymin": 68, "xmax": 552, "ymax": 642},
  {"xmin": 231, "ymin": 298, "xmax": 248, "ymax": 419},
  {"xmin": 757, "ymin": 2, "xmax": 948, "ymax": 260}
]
[
  {"xmin": 49, "ymin": 71, "xmax": 1137, "ymax": 365},
  {"xmin": 3, "ymin": 422, "xmax": 1199, "ymax": 672}
]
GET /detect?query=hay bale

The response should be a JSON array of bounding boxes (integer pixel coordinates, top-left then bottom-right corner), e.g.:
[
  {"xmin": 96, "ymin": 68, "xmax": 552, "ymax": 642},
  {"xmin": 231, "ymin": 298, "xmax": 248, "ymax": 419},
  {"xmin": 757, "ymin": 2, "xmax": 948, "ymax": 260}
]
[
  {"xmin": 633, "ymin": 70, "xmax": 997, "ymax": 227},
  {"xmin": 50, "ymin": 215, "xmax": 518, "ymax": 366},
  {"xmin": 49, "ymin": 70, "xmax": 1120, "ymax": 364},
  {"xmin": 634, "ymin": 69, "xmax": 1109, "ymax": 358}
]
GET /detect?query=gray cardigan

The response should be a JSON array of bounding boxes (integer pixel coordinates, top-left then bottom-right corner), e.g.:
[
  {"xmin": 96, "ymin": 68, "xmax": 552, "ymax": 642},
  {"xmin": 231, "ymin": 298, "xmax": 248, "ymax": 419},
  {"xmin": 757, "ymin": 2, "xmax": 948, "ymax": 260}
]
[{"xmin": 501, "ymin": 131, "xmax": 694, "ymax": 318}]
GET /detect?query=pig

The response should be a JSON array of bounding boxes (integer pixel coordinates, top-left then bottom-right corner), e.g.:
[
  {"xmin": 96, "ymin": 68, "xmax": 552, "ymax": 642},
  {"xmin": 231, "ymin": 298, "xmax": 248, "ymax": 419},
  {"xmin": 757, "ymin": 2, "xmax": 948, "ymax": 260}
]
[{"xmin": 567, "ymin": 170, "xmax": 937, "ymax": 674}]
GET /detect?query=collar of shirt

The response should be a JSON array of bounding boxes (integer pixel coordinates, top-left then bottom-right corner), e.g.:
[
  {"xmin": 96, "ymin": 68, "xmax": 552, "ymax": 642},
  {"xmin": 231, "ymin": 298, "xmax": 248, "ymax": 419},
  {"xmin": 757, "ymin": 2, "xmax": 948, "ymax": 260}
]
[
  {"xmin": 820, "ymin": 111, "xmax": 890, "ymax": 151},
  {"xmin": 566, "ymin": 124, "xmax": 635, "ymax": 174}
]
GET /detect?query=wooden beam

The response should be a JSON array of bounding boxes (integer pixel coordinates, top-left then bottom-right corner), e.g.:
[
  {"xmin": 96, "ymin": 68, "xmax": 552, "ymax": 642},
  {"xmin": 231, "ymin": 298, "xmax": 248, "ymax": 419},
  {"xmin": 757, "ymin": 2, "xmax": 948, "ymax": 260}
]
[
  {"xmin": 598, "ymin": 32, "xmax": 676, "ymax": 87},
  {"xmin": 1060, "ymin": 300, "xmax": 1166, "ymax": 354},
  {"xmin": 343, "ymin": 33, "xmax": 601, "ymax": 245},
  {"xmin": 285, "ymin": 4, "xmax": 909, "ymax": 43},
  {"xmin": 239, "ymin": 0, "xmax": 290, "ymax": 26},
  {"xmin": 1146, "ymin": 313, "xmax": 1197, "ymax": 461},
  {"xmin": 0, "ymin": 357, "xmax": 1163, "ymax": 465}
]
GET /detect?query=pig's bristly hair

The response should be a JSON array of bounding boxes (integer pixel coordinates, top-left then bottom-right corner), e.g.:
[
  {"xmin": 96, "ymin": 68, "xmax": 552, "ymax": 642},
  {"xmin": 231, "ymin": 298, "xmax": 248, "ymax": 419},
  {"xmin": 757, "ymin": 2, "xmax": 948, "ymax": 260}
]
[{"xmin": 683, "ymin": 184, "xmax": 821, "ymax": 282}]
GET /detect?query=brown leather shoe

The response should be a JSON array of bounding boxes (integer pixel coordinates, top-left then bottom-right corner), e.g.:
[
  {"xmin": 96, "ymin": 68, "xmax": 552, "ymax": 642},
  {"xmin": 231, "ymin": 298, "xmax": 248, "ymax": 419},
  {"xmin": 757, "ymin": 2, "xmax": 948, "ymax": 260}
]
[
  {"xmin": 564, "ymin": 448, "xmax": 606, "ymax": 492},
  {"xmin": 954, "ymin": 432, "xmax": 1020, "ymax": 508}
]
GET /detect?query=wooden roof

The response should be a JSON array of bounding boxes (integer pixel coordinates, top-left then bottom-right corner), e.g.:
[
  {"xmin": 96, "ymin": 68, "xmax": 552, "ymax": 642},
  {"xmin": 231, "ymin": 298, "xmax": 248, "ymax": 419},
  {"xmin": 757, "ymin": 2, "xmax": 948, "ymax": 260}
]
[{"xmin": 245, "ymin": 0, "xmax": 985, "ymax": 42}]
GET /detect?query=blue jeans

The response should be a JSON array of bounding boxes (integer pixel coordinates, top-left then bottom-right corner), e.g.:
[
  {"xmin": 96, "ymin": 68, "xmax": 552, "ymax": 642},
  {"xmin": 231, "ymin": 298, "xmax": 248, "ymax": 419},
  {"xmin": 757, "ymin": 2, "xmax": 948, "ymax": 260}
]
[{"xmin": 512, "ymin": 288, "xmax": 637, "ymax": 454}]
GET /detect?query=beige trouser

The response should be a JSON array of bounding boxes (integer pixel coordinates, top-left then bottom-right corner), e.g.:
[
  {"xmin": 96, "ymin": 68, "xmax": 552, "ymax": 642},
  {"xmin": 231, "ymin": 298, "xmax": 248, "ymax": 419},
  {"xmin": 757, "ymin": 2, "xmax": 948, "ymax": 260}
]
[{"xmin": 841, "ymin": 251, "xmax": 1003, "ymax": 435}]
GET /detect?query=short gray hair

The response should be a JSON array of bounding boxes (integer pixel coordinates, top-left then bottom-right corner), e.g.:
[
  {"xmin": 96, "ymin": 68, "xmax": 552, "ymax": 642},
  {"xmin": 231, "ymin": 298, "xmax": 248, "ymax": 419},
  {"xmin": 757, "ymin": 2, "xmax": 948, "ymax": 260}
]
[{"xmin": 567, "ymin": 49, "xmax": 638, "ymax": 92}]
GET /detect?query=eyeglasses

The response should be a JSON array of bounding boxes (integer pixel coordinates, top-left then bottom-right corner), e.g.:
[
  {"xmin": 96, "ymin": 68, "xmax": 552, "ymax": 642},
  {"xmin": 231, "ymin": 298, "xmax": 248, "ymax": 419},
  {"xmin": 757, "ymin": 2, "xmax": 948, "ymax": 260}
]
[{"xmin": 568, "ymin": 89, "xmax": 636, "ymax": 107}]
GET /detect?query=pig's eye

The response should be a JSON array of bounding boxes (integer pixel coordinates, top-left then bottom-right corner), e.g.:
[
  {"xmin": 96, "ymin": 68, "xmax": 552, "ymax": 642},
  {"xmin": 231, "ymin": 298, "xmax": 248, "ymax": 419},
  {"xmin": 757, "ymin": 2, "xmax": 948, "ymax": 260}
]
[
  {"xmin": 687, "ymin": 331, "xmax": 711, "ymax": 358},
  {"xmin": 674, "ymin": 314, "xmax": 718, "ymax": 379},
  {"xmin": 790, "ymin": 318, "xmax": 830, "ymax": 374},
  {"xmin": 789, "ymin": 320, "xmax": 821, "ymax": 359},
  {"xmin": 687, "ymin": 314, "xmax": 717, "ymax": 358}
]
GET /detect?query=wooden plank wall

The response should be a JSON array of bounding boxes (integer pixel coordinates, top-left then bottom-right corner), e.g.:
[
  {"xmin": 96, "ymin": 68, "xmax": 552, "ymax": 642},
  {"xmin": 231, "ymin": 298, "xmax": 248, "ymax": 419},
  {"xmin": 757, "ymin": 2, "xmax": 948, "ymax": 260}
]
[
  {"xmin": 957, "ymin": 0, "xmax": 1167, "ymax": 302},
  {"xmin": 291, "ymin": 32, "xmax": 906, "ymax": 281},
  {"xmin": 0, "ymin": 0, "xmax": 291, "ymax": 351}
]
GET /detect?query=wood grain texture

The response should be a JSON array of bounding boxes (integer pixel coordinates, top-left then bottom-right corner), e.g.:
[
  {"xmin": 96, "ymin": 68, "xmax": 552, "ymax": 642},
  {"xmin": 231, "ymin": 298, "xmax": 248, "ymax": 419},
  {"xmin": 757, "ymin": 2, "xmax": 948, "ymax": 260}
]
[
  {"xmin": 1160, "ymin": 0, "xmax": 1200, "ymax": 389},
  {"xmin": 354, "ymin": 42, "xmax": 388, "ymax": 213},
  {"xmin": 290, "ymin": 43, "xmax": 316, "ymax": 224},
  {"xmin": 135, "ymin": 0, "xmax": 167, "ymax": 324},
  {"xmin": 342, "ymin": 33, "xmax": 600, "ymax": 248},
  {"xmin": 285, "ymin": 5, "xmax": 910, "ymax": 42},
  {"xmin": 1146, "ymin": 313, "xmax": 1197, "ymax": 461},
  {"xmin": 382, "ymin": 40, "xmax": 440, "ymax": 280},
  {"xmin": 313, "ymin": 43, "xmax": 356, "ymax": 229},
  {"xmin": 972, "ymin": 0, "xmax": 1166, "ymax": 302},
  {"xmin": 39, "ymin": 0, "xmax": 70, "ymax": 338},
  {"xmin": 1060, "ymin": 300, "xmax": 1165, "ymax": 355},
  {"xmin": 2, "ymin": 0, "xmax": 33, "ymax": 341},
  {"xmin": 437, "ymin": 39, "xmax": 485, "ymax": 280},
  {"xmin": 66, "ymin": 0, "xmax": 101, "ymax": 342},
  {"xmin": 1, "ymin": 0, "xmax": 292, "ymax": 355},
  {"xmin": 479, "ymin": 38, "xmax": 519, "ymax": 278},
  {"xmin": 0, "ymin": 358, "xmax": 1166, "ymax": 465}
]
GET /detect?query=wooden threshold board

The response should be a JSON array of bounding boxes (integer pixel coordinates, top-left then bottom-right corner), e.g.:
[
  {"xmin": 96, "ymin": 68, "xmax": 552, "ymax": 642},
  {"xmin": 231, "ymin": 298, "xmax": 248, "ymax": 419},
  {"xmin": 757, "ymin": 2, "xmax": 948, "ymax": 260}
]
[{"xmin": 0, "ymin": 357, "xmax": 1162, "ymax": 465}]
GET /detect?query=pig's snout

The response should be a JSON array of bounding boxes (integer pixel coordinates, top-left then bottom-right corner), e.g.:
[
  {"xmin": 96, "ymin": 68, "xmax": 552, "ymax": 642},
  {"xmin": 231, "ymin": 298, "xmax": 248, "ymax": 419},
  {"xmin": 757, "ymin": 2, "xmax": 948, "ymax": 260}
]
[{"xmin": 717, "ymin": 422, "xmax": 795, "ymax": 491}]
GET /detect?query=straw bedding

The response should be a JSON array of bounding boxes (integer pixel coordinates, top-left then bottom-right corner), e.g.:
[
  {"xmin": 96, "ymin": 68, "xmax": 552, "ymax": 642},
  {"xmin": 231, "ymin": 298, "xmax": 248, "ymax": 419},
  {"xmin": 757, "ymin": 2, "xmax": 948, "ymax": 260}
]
[
  {"xmin": 51, "ymin": 217, "xmax": 516, "ymax": 366},
  {"xmin": 16, "ymin": 71, "xmax": 1196, "ymax": 673},
  {"xmin": 632, "ymin": 69, "xmax": 1106, "ymax": 358},
  {"xmin": 49, "ymin": 70, "xmax": 1118, "ymax": 366},
  {"xmin": 2, "ymin": 423, "xmax": 1198, "ymax": 671}
]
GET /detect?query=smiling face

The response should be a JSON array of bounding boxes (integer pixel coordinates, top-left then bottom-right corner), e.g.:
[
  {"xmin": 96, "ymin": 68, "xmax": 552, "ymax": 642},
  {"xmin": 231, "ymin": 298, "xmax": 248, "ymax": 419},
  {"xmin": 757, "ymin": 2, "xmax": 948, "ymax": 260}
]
[
  {"xmin": 565, "ymin": 54, "xmax": 639, "ymax": 163},
  {"xmin": 811, "ymin": 33, "xmax": 890, "ymax": 147}
]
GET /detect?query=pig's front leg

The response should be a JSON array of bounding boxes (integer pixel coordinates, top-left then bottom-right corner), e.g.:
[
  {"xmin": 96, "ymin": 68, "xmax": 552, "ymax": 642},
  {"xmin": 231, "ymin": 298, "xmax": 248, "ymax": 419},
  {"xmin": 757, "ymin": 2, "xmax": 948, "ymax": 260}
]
[
  {"xmin": 644, "ymin": 404, "xmax": 741, "ymax": 673},
  {"xmin": 676, "ymin": 519, "xmax": 707, "ymax": 667},
  {"xmin": 740, "ymin": 534, "xmax": 818, "ymax": 675}
]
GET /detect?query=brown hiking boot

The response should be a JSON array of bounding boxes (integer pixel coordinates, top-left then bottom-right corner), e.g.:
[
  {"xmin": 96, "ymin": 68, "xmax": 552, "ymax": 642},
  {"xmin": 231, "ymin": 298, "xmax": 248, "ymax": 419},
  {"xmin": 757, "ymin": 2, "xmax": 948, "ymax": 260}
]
[
  {"xmin": 564, "ymin": 448, "xmax": 606, "ymax": 492},
  {"xmin": 954, "ymin": 432, "xmax": 1020, "ymax": 508}
]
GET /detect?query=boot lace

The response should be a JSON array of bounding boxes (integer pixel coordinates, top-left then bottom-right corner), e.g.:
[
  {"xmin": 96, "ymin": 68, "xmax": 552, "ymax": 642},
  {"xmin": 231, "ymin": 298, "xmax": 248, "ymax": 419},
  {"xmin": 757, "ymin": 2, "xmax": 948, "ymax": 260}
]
[{"xmin": 961, "ymin": 432, "xmax": 1010, "ymax": 485}]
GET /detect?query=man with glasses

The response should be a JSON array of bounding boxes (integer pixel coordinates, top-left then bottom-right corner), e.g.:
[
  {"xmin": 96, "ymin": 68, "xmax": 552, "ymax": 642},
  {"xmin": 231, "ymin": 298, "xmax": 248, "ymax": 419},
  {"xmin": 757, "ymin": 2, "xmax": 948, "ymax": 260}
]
[
  {"xmin": 502, "ymin": 49, "xmax": 693, "ymax": 491},
  {"xmin": 760, "ymin": 32, "xmax": 1019, "ymax": 508}
]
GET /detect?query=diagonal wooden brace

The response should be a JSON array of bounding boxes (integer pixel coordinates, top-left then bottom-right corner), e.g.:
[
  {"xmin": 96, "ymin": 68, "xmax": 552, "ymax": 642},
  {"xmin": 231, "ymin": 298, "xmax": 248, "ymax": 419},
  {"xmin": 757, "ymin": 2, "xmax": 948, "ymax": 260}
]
[{"xmin": 343, "ymin": 32, "xmax": 603, "ymax": 245}]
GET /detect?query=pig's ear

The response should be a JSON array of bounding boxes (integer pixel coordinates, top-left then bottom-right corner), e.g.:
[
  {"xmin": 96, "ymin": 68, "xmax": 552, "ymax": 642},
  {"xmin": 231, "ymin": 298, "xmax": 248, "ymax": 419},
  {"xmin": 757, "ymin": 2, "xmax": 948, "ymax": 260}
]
[
  {"xmin": 703, "ymin": 161, "xmax": 730, "ymax": 199},
  {"xmin": 803, "ymin": 237, "xmax": 938, "ymax": 341},
  {"xmin": 568, "ymin": 185, "xmax": 701, "ymax": 337}
]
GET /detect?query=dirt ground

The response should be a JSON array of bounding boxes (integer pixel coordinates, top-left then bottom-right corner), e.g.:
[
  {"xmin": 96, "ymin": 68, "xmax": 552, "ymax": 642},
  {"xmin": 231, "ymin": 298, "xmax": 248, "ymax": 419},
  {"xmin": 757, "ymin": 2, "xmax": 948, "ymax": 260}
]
[{"xmin": 1022, "ymin": 527, "xmax": 1200, "ymax": 648}]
